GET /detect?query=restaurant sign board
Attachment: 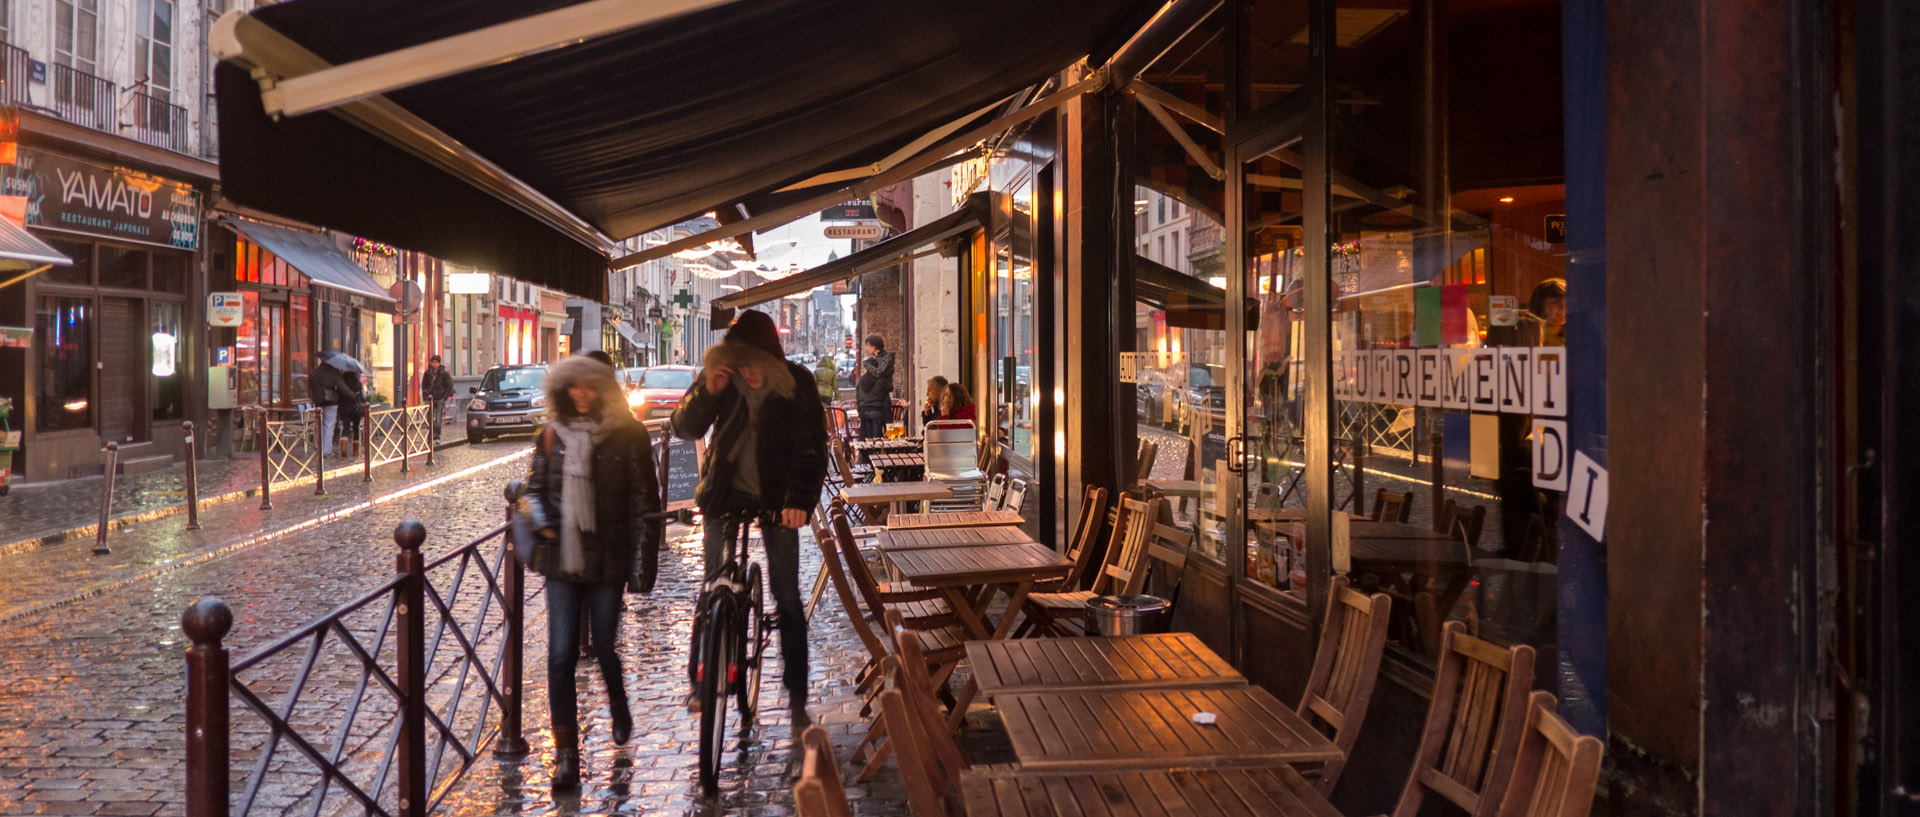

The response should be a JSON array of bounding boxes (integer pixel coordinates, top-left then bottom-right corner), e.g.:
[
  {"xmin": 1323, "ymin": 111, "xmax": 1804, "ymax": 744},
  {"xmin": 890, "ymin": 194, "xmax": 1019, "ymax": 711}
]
[
  {"xmin": 3, "ymin": 148, "xmax": 200, "ymax": 250},
  {"xmin": 819, "ymin": 199, "xmax": 876, "ymax": 221}
]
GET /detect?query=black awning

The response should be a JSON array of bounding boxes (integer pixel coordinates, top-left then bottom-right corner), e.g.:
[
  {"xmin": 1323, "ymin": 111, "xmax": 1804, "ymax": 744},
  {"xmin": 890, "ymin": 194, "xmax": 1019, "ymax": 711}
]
[
  {"xmin": 223, "ymin": 218, "xmax": 397, "ymax": 312},
  {"xmin": 709, "ymin": 195, "xmax": 988, "ymax": 322},
  {"xmin": 215, "ymin": 0, "xmax": 1157, "ymax": 299},
  {"xmin": 1133, "ymin": 255, "xmax": 1257, "ymax": 330}
]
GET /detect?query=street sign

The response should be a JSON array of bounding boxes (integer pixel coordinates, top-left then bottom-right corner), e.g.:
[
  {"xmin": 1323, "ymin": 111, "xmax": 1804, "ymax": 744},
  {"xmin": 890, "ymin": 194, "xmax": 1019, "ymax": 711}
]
[
  {"xmin": 207, "ymin": 292, "xmax": 244, "ymax": 327},
  {"xmin": 819, "ymin": 199, "xmax": 876, "ymax": 221},
  {"xmin": 823, "ymin": 224, "xmax": 886, "ymax": 240},
  {"xmin": 647, "ymin": 306, "xmax": 664, "ymax": 319},
  {"xmin": 390, "ymin": 280, "xmax": 423, "ymax": 314},
  {"xmin": 844, "ymin": 335, "xmax": 854, "ymax": 349}
]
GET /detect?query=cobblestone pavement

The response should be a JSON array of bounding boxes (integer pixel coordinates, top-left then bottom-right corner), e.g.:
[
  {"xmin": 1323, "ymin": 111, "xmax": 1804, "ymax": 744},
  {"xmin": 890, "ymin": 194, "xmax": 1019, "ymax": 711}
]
[
  {"xmin": 0, "ymin": 441, "xmax": 527, "ymax": 626},
  {"xmin": 0, "ymin": 437, "xmax": 915, "ymax": 817},
  {"xmin": 0, "ymin": 415, "xmax": 479, "ymax": 554}
]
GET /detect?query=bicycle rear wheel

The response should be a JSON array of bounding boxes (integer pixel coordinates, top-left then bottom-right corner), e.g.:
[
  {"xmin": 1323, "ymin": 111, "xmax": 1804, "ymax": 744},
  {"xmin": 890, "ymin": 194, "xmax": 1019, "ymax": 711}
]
[
  {"xmin": 696, "ymin": 594, "xmax": 734, "ymax": 794},
  {"xmin": 739, "ymin": 563, "xmax": 765, "ymax": 727}
]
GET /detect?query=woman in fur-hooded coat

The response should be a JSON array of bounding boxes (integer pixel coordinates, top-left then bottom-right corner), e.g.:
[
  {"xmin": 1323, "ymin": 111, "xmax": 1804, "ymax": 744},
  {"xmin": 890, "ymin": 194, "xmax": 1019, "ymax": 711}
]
[{"xmin": 524, "ymin": 355, "xmax": 659, "ymax": 787}]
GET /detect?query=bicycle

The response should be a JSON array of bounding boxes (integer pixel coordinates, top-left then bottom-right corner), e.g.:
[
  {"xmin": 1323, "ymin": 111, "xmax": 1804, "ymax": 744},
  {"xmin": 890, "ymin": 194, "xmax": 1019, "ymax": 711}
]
[{"xmin": 687, "ymin": 509, "xmax": 776, "ymax": 794}]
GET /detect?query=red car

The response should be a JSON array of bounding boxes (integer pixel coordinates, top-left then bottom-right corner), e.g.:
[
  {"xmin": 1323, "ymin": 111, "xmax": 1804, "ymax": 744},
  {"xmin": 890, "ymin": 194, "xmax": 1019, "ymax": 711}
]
[{"xmin": 626, "ymin": 365, "xmax": 697, "ymax": 422}]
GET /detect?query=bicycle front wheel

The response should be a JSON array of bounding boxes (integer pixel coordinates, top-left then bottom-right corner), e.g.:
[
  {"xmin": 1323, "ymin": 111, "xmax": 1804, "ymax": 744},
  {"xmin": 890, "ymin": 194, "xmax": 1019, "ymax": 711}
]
[
  {"xmin": 740, "ymin": 563, "xmax": 765, "ymax": 727},
  {"xmin": 697, "ymin": 594, "xmax": 734, "ymax": 795}
]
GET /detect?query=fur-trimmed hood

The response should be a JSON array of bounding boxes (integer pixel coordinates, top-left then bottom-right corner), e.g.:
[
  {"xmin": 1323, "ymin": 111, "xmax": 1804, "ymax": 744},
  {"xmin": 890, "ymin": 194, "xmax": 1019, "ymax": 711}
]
[
  {"xmin": 702, "ymin": 340, "xmax": 798, "ymax": 398},
  {"xmin": 543, "ymin": 356, "xmax": 635, "ymax": 424}
]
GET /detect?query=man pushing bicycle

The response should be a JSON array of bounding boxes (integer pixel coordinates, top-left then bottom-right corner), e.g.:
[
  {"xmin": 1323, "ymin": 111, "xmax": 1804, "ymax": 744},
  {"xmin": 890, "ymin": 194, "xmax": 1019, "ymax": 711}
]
[{"xmin": 670, "ymin": 310, "xmax": 828, "ymax": 732}]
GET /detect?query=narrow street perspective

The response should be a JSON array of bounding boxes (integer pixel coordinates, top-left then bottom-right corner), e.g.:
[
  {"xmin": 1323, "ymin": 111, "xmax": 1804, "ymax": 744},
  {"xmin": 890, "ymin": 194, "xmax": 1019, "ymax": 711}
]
[{"xmin": 0, "ymin": 0, "xmax": 1911, "ymax": 816}]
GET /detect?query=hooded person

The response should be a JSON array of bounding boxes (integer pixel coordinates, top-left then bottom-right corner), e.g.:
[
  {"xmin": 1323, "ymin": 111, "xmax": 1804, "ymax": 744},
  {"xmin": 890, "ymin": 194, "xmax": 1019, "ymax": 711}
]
[
  {"xmin": 670, "ymin": 309, "xmax": 828, "ymax": 729},
  {"xmin": 855, "ymin": 335, "xmax": 895, "ymax": 438},
  {"xmin": 524, "ymin": 355, "xmax": 660, "ymax": 791},
  {"xmin": 813, "ymin": 353, "xmax": 839, "ymax": 406}
]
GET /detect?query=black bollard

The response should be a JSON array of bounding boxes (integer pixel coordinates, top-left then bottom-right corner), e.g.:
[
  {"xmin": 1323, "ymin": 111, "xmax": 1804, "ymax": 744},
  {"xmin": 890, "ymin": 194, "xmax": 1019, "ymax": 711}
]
[
  {"xmin": 393, "ymin": 521, "xmax": 427, "ymax": 817},
  {"xmin": 182, "ymin": 421, "xmax": 201, "ymax": 531},
  {"xmin": 94, "ymin": 442, "xmax": 118, "ymax": 555},
  {"xmin": 182, "ymin": 597, "xmax": 231, "ymax": 817},
  {"xmin": 495, "ymin": 482, "xmax": 530, "ymax": 758},
  {"xmin": 258, "ymin": 410, "xmax": 273, "ymax": 510}
]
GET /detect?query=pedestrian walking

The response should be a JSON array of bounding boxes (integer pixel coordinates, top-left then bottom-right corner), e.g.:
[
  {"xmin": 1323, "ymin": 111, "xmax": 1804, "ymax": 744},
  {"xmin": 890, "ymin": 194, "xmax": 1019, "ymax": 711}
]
[
  {"xmin": 421, "ymin": 355, "xmax": 455, "ymax": 441},
  {"xmin": 670, "ymin": 310, "xmax": 828, "ymax": 731},
  {"xmin": 524, "ymin": 356, "xmax": 660, "ymax": 791},
  {"xmin": 855, "ymin": 335, "xmax": 894, "ymax": 438},
  {"xmin": 309, "ymin": 354, "xmax": 346, "ymax": 457},
  {"xmin": 814, "ymin": 353, "xmax": 839, "ymax": 406},
  {"xmin": 338, "ymin": 371, "xmax": 367, "ymax": 457}
]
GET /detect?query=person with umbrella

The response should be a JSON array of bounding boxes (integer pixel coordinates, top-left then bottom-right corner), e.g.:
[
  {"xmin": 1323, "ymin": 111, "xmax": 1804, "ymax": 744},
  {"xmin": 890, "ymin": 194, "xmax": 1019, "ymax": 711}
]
[{"xmin": 311, "ymin": 350, "xmax": 365, "ymax": 457}]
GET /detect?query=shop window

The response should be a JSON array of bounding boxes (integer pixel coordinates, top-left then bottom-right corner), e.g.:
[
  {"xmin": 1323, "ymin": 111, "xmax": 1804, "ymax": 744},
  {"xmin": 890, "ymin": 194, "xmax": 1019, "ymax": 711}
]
[
  {"xmin": 35, "ymin": 296, "xmax": 92, "ymax": 432},
  {"xmin": 151, "ymin": 252, "xmax": 186, "ymax": 293},
  {"xmin": 44, "ymin": 239, "xmax": 91, "ymax": 286},
  {"xmin": 150, "ymin": 301, "xmax": 183, "ymax": 420},
  {"xmin": 98, "ymin": 245, "xmax": 147, "ymax": 290}
]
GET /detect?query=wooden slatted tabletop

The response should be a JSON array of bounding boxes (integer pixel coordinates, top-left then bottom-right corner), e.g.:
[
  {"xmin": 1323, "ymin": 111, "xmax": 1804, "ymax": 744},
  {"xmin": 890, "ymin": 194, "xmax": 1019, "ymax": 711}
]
[
  {"xmin": 996, "ymin": 686, "xmax": 1343, "ymax": 772},
  {"xmin": 841, "ymin": 481, "xmax": 955, "ymax": 504},
  {"xmin": 886, "ymin": 542, "xmax": 1071, "ymax": 586},
  {"xmin": 883, "ymin": 509, "xmax": 1026, "ymax": 530},
  {"xmin": 878, "ymin": 525, "xmax": 1036, "ymax": 551},
  {"xmin": 961, "ymin": 766, "xmax": 1342, "ymax": 817},
  {"xmin": 966, "ymin": 633, "xmax": 1245, "ymax": 695},
  {"xmin": 869, "ymin": 451, "xmax": 927, "ymax": 469}
]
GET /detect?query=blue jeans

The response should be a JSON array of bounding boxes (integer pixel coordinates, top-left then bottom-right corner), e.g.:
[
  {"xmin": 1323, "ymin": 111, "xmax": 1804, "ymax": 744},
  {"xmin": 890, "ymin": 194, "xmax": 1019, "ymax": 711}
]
[
  {"xmin": 545, "ymin": 579, "xmax": 628, "ymax": 734},
  {"xmin": 702, "ymin": 506, "xmax": 809, "ymax": 699}
]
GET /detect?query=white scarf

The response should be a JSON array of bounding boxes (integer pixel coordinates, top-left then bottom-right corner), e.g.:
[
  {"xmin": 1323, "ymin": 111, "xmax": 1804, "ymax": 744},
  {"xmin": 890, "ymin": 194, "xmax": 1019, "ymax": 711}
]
[{"xmin": 550, "ymin": 412, "xmax": 621, "ymax": 575}]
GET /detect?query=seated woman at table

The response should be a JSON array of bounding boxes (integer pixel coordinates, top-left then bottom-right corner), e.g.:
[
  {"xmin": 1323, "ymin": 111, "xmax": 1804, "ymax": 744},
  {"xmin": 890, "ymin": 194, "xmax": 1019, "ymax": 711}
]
[
  {"xmin": 941, "ymin": 382, "xmax": 978, "ymax": 424},
  {"xmin": 919, "ymin": 375, "xmax": 949, "ymax": 425}
]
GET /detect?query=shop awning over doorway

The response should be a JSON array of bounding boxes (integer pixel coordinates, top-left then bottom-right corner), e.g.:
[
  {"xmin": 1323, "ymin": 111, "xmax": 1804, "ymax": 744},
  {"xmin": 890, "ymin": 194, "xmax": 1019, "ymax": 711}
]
[
  {"xmin": 222, "ymin": 218, "xmax": 397, "ymax": 312},
  {"xmin": 612, "ymin": 321, "xmax": 648, "ymax": 349},
  {"xmin": 708, "ymin": 195, "xmax": 989, "ymax": 323},
  {"xmin": 210, "ymin": 0, "xmax": 1162, "ymax": 300},
  {"xmin": 0, "ymin": 219, "xmax": 73, "ymax": 271}
]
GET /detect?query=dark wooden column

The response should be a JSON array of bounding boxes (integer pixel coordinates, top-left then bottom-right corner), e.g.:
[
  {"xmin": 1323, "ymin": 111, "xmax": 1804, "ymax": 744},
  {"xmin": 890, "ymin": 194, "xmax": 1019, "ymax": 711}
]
[
  {"xmin": 1062, "ymin": 77, "xmax": 1129, "ymax": 502},
  {"xmin": 1605, "ymin": 1, "xmax": 1831, "ymax": 815}
]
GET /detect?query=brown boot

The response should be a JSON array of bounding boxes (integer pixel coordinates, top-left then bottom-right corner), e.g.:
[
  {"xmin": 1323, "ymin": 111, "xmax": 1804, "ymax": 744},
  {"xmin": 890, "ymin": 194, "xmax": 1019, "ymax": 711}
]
[{"xmin": 551, "ymin": 722, "xmax": 580, "ymax": 791}]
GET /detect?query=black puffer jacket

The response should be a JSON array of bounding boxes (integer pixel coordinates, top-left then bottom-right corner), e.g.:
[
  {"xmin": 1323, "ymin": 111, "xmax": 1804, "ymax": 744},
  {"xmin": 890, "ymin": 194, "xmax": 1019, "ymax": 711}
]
[
  {"xmin": 526, "ymin": 358, "xmax": 661, "ymax": 586},
  {"xmin": 856, "ymin": 350, "xmax": 894, "ymax": 415},
  {"xmin": 671, "ymin": 340, "xmax": 828, "ymax": 514}
]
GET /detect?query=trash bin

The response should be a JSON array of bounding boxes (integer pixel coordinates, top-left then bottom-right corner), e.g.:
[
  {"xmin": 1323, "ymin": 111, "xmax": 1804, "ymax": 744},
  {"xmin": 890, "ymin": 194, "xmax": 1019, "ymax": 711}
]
[{"xmin": 1085, "ymin": 594, "xmax": 1172, "ymax": 636}]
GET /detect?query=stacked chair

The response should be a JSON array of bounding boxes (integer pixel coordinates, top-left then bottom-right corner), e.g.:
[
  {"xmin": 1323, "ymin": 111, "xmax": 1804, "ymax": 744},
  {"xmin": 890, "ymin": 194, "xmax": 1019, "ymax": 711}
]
[{"xmin": 924, "ymin": 419, "xmax": 986, "ymax": 512}]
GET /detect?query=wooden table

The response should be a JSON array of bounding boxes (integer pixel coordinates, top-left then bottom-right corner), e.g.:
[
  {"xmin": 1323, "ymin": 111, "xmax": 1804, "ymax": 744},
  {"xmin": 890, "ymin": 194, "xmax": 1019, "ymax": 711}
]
[
  {"xmin": 842, "ymin": 481, "xmax": 954, "ymax": 515},
  {"xmin": 962, "ymin": 766, "xmax": 1341, "ymax": 817},
  {"xmin": 849, "ymin": 437, "xmax": 923, "ymax": 463},
  {"xmin": 996, "ymin": 686, "xmax": 1343, "ymax": 772},
  {"xmin": 883, "ymin": 509, "xmax": 1025, "ymax": 530},
  {"xmin": 886, "ymin": 542, "xmax": 1070, "ymax": 640},
  {"xmin": 966, "ymin": 633, "xmax": 1245, "ymax": 696},
  {"xmin": 878, "ymin": 525, "xmax": 1036, "ymax": 551},
  {"xmin": 869, "ymin": 451, "xmax": 927, "ymax": 481}
]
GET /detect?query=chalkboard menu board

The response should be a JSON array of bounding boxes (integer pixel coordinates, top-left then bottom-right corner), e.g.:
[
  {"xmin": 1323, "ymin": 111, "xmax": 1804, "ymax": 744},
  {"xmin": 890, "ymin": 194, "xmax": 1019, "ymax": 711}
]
[{"xmin": 660, "ymin": 433, "xmax": 702, "ymax": 511}]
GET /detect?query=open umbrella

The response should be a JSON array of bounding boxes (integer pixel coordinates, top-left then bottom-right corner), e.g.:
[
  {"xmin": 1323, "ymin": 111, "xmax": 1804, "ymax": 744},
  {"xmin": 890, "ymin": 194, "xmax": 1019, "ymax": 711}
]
[{"xmin": 317, "ymin": 350, "xmax": 366, "ymax": 374}]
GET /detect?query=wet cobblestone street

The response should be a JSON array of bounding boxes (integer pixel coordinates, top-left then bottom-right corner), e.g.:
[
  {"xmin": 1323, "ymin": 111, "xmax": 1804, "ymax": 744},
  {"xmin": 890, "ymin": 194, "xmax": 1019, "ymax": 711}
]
[{"xmin": 0, "ymin": 435, "xmax": 907, "ymax": 816}]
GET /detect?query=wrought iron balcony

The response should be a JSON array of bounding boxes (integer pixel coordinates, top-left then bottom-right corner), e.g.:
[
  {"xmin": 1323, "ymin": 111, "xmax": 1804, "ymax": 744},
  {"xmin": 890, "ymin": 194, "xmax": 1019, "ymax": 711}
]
[
  {"xmin": 0, "ymin": 44, "xmax": 31, "ymax": 108},
  {"xmin": 123, "ymin": 90, "xmax": 189, "ymax": 153},
  {"xmin": 51, "ymin": 61, "xmax": 116, "ymax": 133}
]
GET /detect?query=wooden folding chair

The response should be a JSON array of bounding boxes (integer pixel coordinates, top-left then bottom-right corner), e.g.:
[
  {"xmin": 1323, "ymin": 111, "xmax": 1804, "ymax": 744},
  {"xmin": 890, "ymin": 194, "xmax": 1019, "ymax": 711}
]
[
  {"xmin": 1493, "ymin": 692, "xmax": 1604, "ymax": 817},
  {"xmin": 809, "ymin": 517, "xmax": 966, "ymax": 709},
  {"xmin": 828, "ymin": 511, "xmax": 960, "ymax": 629},
  {"xmin": 856, "ymin": 610, "xmax": 978, "ymax": 785},
  {"xmin": 1372, "ymin": 488, "xmax": 1413, "ymax": 522},
  {"xmin": 793, "ymin": 726, "xmax": 855, "ymax": 817},
  {"xmin": 1017, "ymin": 494, "xmax": 1155, "ymax": 636},
  {"xmin": 1030, "ymin": 484, "xmax": 1110, "ymax": 593},
  {"xmin": 1383, "ymin": 621, "xmax": 1538, "ymax": 817},
  {"xmin": 1296, "ymin": 574, "xmax": 1392, "ymax": 792}
]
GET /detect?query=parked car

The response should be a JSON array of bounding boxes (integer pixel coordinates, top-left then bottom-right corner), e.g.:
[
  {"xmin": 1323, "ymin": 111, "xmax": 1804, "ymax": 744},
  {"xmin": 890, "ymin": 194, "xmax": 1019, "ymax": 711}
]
[
  {"xmin": 465, "ymin": 364, "xmax": 548, "ymax": 444},
  {"xmin": 1178, "ymin": 364, "xmax": 1227, "ymax": 435},
  {"xmin": 626, "ymin": 365, "xmax": 697, "ymax": 421},
  {"xmin": 1135, "ymin": 368, "xmax": 1171, "ymax": 427},
  {"xmin": 615, "ymin": 367, "xmax": 647, "ymax": 388}
]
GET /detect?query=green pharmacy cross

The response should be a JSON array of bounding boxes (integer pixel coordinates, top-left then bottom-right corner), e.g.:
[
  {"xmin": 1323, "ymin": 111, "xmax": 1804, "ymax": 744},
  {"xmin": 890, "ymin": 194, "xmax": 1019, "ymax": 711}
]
[{"xmin": 673, "ymin": 289, "xmax": 694, "ymax": 308}]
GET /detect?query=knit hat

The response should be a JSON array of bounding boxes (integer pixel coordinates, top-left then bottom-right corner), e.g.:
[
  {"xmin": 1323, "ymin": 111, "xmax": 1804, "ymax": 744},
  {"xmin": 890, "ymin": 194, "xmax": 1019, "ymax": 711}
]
[{"xmin": 725, "ymin": 309, "xmax": 785, "ymax": 359}]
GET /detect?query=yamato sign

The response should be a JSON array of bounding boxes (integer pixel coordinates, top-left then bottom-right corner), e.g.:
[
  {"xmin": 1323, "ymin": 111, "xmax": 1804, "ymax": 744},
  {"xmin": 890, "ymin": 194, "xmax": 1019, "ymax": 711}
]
[{"xmin": 3, "ymin": 148, "xmax": 201, "ymax": 250}]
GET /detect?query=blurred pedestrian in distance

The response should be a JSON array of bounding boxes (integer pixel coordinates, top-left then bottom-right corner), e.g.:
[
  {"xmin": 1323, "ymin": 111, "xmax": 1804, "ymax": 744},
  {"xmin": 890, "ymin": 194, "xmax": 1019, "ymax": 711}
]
[
  {"xmin": 421, "ymin": 355, "xmax": 454, "ymax": 441},
  {"xmin": 941, "ymin": 382, "xmax": 978, "ymax": 424},
  {"xmin": 920, "ymin": 375, "xmax": 950, "ymax": 425},
  {"xmin": 814, "ymin": 354, "xmax": 839, "ymax": 406},
  {"xmin": 524, "ymin": 355, "xmax": 659, "ymax": 791},
  {"xmin": 309, "ymin": 354, "xmax": 346, "ymax": 457},
  {"xmin": 855, "ymin": 335, "xmax": 894, "ymax": 438},
  {"xmin": 338, "ymin": 371, "xmax": 367, "ymax": 457}
]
